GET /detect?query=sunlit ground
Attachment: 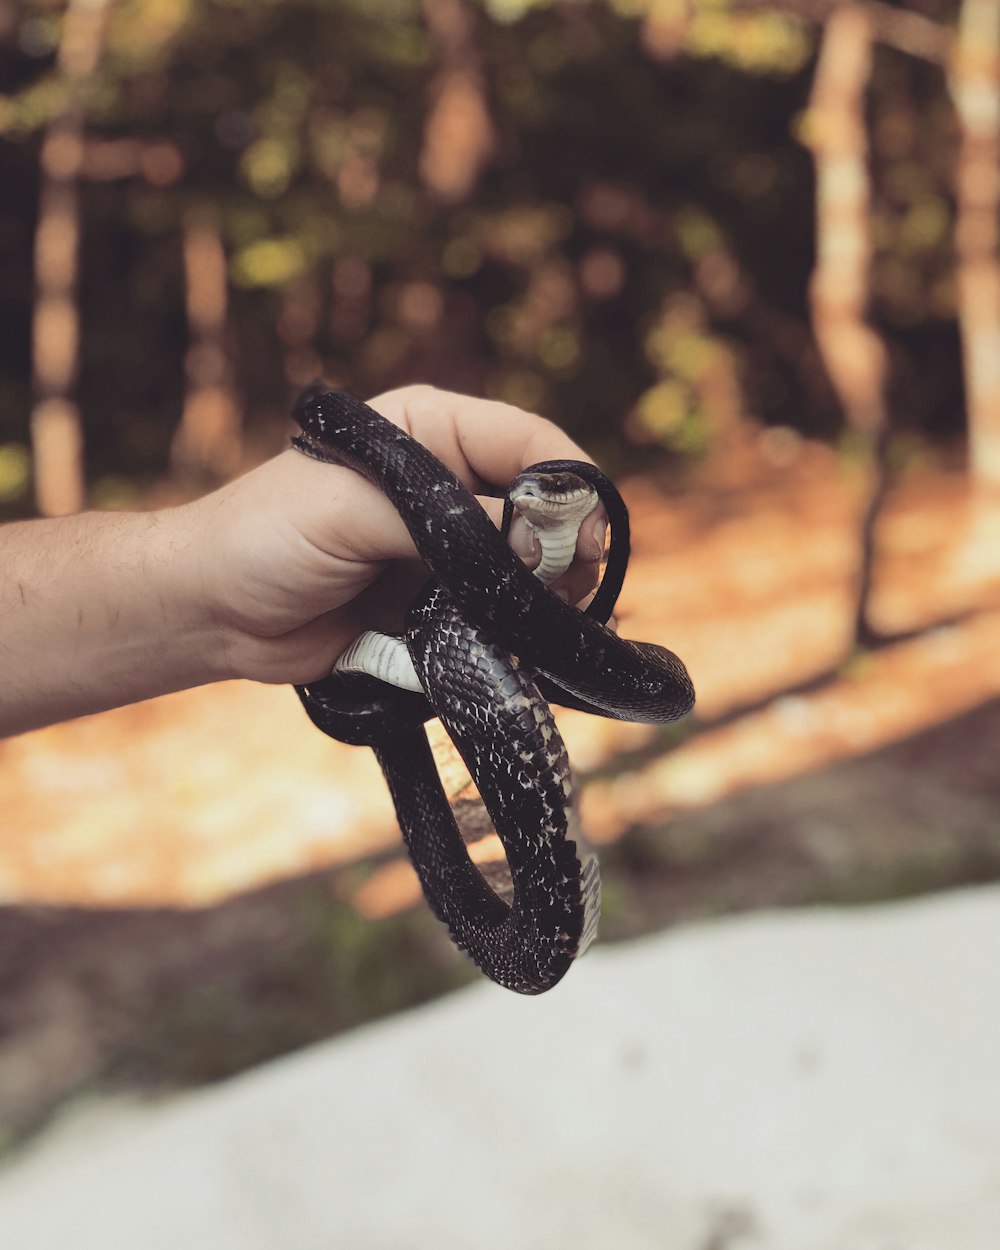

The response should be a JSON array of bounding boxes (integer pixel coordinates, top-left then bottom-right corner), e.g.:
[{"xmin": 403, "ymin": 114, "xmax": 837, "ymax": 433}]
[{"xmin": 2, "ymin": 429, "xmax": 997, "ymax": 915}]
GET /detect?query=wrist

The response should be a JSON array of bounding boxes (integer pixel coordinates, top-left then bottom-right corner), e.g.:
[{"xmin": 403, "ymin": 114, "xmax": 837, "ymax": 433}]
[
  {"xmin": 143, "ymin": 499, "xmax": 236, "ymax": 686},
  {"xmin": 170, "ymin": 487, "xmax": 267, "ymax": 683}
]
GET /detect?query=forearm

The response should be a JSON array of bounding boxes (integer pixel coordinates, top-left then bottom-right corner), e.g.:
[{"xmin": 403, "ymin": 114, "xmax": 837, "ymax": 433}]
[
  {"xmin": 0, "ymin": 388, "xmax": 604, "ymax": 737},
  {"xmin": 0, "ymin": 508, "xmax": 229, "ymax": 737}
]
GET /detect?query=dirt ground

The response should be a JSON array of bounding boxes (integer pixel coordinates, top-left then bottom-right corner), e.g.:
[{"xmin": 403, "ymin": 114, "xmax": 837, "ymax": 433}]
[{"xmin": 1, "ymin": 428, "xmax": 999, "ymax": 1146}]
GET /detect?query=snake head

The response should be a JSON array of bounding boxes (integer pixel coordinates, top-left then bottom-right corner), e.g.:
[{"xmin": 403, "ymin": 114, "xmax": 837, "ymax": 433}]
[
  {"xmin": 509, "ymin": 470, "xmax": 598, "ymax": 533},
  {"xmin": 291, "ymin": 382, "xmax": 354, "ymax": 464},
  {"xmin": 292, "ymin": 379, "xmax": 337, "ymax": 424}
]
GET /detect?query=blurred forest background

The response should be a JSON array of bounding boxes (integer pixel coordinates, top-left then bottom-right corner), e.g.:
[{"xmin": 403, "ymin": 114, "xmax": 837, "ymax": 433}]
[
  {"xmin": 2, "ymin": 0, "xmax": 996, "ymax": 511},
  {"xmin": 2, "ymin": 0, "xmax": 1000, "ymax": 1149}
]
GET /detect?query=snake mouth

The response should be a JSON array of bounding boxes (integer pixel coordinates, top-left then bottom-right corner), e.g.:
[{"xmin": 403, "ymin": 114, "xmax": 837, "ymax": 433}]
[
  {"xmin": 510, "ymin": 470, "xmax": 592, "ymax": 500},
  {"xmin": 511, "ymin": 473, "xmax": 597, "ymax": 530}
]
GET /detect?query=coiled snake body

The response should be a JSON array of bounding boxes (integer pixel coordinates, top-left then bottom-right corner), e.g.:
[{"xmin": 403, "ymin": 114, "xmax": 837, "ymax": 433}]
[{"xmin": 293, "ymin": 390, "xmax": 694, "ymax": 995}]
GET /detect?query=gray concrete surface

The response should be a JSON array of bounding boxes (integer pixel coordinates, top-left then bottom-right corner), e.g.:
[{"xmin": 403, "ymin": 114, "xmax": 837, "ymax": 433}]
[{"xmin": 2, "ymin": 887, "xmax": 999, "ymax": 1249}]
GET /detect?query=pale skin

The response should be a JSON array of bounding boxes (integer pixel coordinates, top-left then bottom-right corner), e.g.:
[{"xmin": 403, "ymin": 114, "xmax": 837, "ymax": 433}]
[{"xmin": 0, "ymin": 385, "xmax": 607, "ymax": 738}]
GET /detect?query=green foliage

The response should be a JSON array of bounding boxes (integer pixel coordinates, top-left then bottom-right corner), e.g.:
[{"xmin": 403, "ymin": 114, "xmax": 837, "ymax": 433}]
[
  {"xmin": 231, "ymin": 235, "xmax": 308, "ymax": 286},
  {"xmin": 0, "ymin": 0, "xmax": 966, "ymax": 483},
  {"xmin": 0, "ymin": 443, "xmax": 30, "ymax": 505}
]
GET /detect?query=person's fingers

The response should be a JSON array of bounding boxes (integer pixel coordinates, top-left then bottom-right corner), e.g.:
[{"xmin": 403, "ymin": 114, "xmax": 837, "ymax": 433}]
[
  {"xmin": 286, "ymin": 384, "xmax": 605, "ymax": 582},
  {"xmin": 506, "ymin": 500, "xmax": 608, "ymax": 605},
  {"xmin": 369, "ymin": 384, "xmax": 594, "ymax": 493},
  {"xmin": 548, "ymin": 554, "xmax": 601, "ymax": 606},
  {"xmin": 229, "ymin": 608, "xmax": 358, "ymax": 685},
  {"xmin": 582, "ymin": 505, "xmax": 609, "ymax": 564}
]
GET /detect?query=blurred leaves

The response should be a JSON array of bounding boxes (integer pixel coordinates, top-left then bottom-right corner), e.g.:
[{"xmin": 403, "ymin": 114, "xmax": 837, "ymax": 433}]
[
  {"xmin": 0, "ymin": 75, "xmax": 67, "ymax": 136},
  {"xmin": 108, "ymin": 0, "xmax": 193, "ymax": 66},
  {"xmin": 0, "ymin": 443, "xmax": 30, "ymax": 504},
  {"xmin": 0, "ymin": 0, "xmax": 969, "ymax": 489},
  {"xmin": 231, "ymin": 236, "xmax": 307, "ymax": 287}
]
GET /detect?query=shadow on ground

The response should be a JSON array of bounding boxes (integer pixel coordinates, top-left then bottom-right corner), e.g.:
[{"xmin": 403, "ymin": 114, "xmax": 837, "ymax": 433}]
[{"xmin": 2, "ymin": 697, "xmax": 999, "ymax": 1150}]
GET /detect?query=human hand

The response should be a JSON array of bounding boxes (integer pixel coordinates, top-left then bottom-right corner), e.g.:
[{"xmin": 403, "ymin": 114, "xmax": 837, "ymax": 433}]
[{"xmin": 189, "ymin": 385, "xmax": 609, "ymax": 685}]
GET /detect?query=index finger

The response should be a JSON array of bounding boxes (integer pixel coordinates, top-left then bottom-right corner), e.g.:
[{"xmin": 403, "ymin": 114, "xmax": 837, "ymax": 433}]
[{"xmin": 368, "ymin": 384, "xmax": 596, "ymax": 495}]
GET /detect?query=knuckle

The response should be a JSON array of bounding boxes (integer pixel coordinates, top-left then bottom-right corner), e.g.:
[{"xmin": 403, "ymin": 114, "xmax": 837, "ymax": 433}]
[
  {"xmin": 368, "ymin": 383, "xmax": 440, "ymax": 424},
  {"xmin": 398, "ymin": 383, "xmax": 439, "ymax": 414}
]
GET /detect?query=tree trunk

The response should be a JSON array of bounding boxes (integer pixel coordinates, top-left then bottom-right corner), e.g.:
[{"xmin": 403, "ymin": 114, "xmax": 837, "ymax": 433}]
[
  {"xmin": 950, "ymin": 0, "xmax": 1000, "ymax": 491},
  {"xmin": 420, "ymin": 0, "xmax": 494, "ymax": 204},
  {"xmin": 804, "ymin": 3, "xmax": 889, "ymax": 649},
  {"xmin": 30, "ymin": 0, "xmax": 114, "ymax": 516},
  {"xmin": 171, "ymin": 208, "xmax": 241, "ymax": 478}
]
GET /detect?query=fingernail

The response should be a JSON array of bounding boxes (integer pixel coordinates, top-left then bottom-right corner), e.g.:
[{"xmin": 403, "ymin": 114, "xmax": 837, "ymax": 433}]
[
  {"xmin": 509, "ymin": 516, "xmax": 539, "ymax": 564},
  {"xmin": 590, "ymin": 519, "xmax": 608, "ymax": 560}
]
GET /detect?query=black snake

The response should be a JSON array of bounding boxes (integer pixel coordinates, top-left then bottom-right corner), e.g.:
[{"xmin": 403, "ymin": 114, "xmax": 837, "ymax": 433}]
[{"xmin": 292, "ymin": 389, "xmax": 695, "ymax": 995}]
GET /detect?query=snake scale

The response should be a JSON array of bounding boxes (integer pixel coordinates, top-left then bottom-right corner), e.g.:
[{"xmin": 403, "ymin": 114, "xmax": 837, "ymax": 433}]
[{"xmin": 292, "ymin": 389, "xmax": 694, "ymax": 995}]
